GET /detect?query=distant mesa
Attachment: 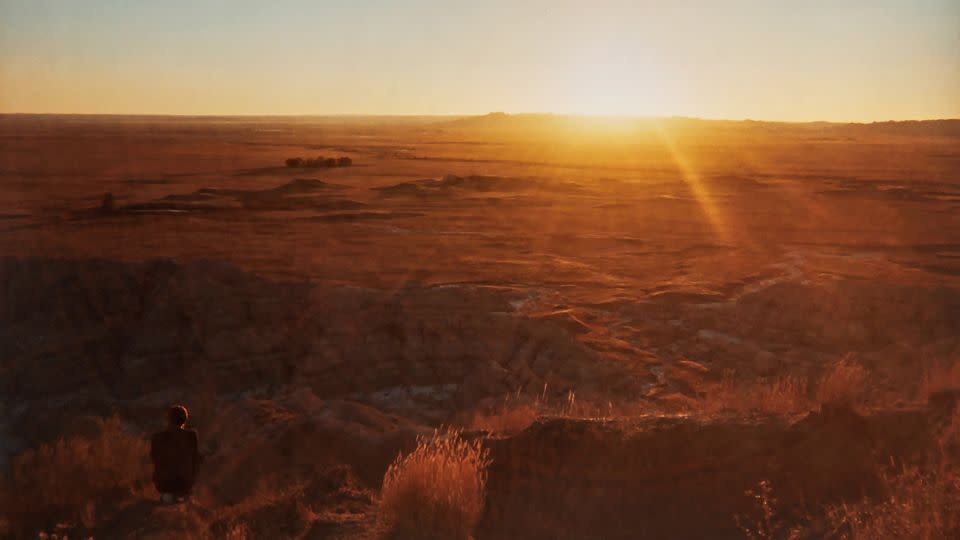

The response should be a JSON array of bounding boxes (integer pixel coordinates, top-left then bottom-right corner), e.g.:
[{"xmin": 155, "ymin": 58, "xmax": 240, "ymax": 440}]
[
  {"xmin": 285, "ymin": 155, "xmax": 353, "ymax": 168},
  {"xmin": 84, "ymin": 178, "xmax": 357, "ymax": 216},
  {"xmin": 270, "ymin": 177, "xmax": 343, "ymax": 194},
  {"xmin": 374, "ymin": 174, "xmax": 585, "ymax": 197}
]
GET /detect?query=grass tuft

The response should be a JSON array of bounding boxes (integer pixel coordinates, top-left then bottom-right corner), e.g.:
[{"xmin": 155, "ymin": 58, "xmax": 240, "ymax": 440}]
[
  {"xmin": 380, "ymin": 429, "xmax": 491, "ymax": 540},
  {"xmin": 823, "ymin": 406, "xmax": 960, "ymax": 539},
  {"xmin": 2, "ymin": 415, "xmax": 149, "ymax": 535},
  {"xmin": 702, "ymin": 370, "xmax": 811, "ymax": 416},
  {"xmin": 816, "ymin": 358, "xmax": 870, "ymax": 410}
]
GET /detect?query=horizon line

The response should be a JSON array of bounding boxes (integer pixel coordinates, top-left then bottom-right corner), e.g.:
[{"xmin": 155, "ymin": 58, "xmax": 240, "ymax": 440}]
[{"xmin": 1, "ymin": 111, "xmax": 958, "ymax": 125}]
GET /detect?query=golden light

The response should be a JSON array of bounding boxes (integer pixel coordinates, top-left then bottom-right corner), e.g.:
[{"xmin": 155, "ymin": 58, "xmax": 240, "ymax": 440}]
[
  {"xmin": 561, "ymin": 44, "xmax": 664, "ymax": 117},
  {"xmin": 652, "ymin": 124, "xmax": 731, "ymax": 242}
]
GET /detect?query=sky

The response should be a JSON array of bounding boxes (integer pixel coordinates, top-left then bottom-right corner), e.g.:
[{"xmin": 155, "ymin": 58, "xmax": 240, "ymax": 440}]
[{"xmin": 1, "ymin": 0, "xmax": 958, "ymax": 121}]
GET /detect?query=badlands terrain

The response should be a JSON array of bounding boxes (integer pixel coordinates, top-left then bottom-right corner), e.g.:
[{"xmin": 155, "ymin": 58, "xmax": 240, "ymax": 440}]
[{"xmin": 1, "ymin": 113, "xmax": 959, "ymax": 538}]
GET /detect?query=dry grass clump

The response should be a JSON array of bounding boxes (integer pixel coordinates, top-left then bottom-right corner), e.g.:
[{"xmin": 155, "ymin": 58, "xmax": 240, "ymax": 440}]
[
  {"xmin": 3, "ymin": 415, "xmax": 149, "ymax": 534},
  {"xmin": 825, "ymin": 464, "xmax": 960, "ymax": 539},
  {"xmin": 380, "ymin": 429, "xmax": 491, "ymax": 540},
  {"xmin": 753, "ymin": 374, "xmax": 810, "ymax": 415},
  {"xmin": 698, "ymin": 356, "xmax": 879, "ymax": 416},
  {"xmin": 816, "ymin": 358, "xmax": 870, "ymax": 410},
  {"xmin": 702, "ymin": 370, "xmax": 811, "ymax": 416},
  {"xmin": 824, "ymin": 407, "xmax": 960, "ymax": 539},
  {"xmin": 467, "ymin": 386, "xmax": 604, "ymax": 434}
]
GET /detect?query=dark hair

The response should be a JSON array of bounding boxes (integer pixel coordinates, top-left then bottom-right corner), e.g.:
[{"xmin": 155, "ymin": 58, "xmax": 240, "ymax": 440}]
[{"xmin": 168, "ymin": 405, "xmax": 188, "ymax": 427}]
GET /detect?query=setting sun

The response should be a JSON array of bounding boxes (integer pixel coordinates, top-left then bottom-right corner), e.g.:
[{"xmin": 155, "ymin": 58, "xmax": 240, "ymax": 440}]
[{"xmin": 560, "ymin": 42, "xmax": 665, "ymax": 116}]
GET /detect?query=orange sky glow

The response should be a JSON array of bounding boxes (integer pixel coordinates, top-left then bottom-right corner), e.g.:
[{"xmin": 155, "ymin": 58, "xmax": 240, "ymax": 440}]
[{"xmin": 1, "ymin": 1, "xmax": 958, "ymax": 121}]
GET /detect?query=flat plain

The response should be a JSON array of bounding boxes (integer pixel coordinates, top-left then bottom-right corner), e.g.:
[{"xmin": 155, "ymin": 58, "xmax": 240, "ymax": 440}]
[{"xmin": 2, "ymin": 114, "xmax": 959, "ymax": 539}]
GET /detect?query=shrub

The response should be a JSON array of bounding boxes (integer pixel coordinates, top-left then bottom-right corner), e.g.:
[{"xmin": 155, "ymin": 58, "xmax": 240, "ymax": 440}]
[
  {"xmin": 337, "ymin": 156, "xmax": 353, "ymax": 167},
  {"xmin": 816, "ymin": 359, "xmax": 869, "ymax": 410},
  {"xmin": 285, "ymin": 157, "xmax": 304, "ymax": 167},
  {"xmin": 701, "ymin": 371, "xmax": 811, "ymax": 416},
  {"xmin": 380, "ymin": 429, "xmax": 491, "ymax": 540},
  {"xmin": 735, "ymin": 480, "xmax": 801, "ymax": 540},
  {"xmin": 4, "ymin": 415, "xmax": 149, "ymax": 533}
]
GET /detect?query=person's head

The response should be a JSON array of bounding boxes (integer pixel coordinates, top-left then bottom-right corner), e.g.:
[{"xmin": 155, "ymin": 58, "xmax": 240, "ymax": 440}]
[{"xmin": 167, "ymin": 405, "xmax": 188, "ymax": 429}]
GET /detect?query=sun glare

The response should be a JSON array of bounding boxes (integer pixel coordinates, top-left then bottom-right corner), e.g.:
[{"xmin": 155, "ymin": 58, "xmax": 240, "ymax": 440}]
[{"xmin": 562, "ymin": 48, "xmax": 663, "ymax": 117}]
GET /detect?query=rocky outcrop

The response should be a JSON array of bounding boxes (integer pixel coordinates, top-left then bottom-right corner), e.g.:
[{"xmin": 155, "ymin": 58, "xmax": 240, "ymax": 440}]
[
  {"xmin": 373, "ymin": 174, "xmax": 585, "ymax": 197},
  {"xmin": 479, "ymin": 404, "xmax": 942, "ymax": 540},
  {"xmin": 0, "ymin": 257, "xmax": 652, "ymax": 456},
  {"xmin": 732, "ymin": 280, "xmax": 960, "ymax": 349},
  {"xmin": 284, "ymin": 156, "xmax": 353, "ymax": 168}
]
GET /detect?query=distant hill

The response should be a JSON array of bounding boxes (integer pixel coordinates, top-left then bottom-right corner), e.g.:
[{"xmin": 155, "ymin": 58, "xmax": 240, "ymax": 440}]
[
  {"xmin": 848, "ymin": 119, "xmax": 960, "ymax": 137},
  {"xmin": 435, "ymin": 112, "xmax": 960, "ymax": 139}
]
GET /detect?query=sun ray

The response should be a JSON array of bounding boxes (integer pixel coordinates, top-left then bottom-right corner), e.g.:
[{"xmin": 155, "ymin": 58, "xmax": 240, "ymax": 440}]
[{"xmin": 651, "ymin": 124, "xmax": 731, "ymax": 243}]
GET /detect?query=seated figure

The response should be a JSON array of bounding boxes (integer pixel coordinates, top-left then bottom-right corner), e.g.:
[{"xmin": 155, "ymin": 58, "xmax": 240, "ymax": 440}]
[{"xmin": 150, "ymin": 405, "xmax": 202, "ymax": 503}]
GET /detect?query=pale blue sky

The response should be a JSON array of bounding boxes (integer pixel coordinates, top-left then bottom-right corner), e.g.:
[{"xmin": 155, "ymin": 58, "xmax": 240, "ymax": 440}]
[{"xmin": 1, "ymin": 0, "xmax": 958, "ymax": 120}]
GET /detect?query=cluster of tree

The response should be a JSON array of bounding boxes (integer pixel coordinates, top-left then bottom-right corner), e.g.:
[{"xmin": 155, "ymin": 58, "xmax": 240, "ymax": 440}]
[{"xmin": 285, "ymin": 156, "xmax": 353, "ymax": 168}]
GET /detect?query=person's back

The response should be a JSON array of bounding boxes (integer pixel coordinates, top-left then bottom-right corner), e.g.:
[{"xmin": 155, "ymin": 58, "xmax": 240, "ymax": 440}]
[{"xmin": 151, "ymin": 405, "xmax": 202, "ymax": 502}]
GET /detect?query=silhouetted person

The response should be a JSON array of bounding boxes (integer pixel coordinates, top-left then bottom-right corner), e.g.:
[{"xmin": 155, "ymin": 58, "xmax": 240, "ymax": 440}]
[{"xmin": 151, "ymin": 405, "xmax": 202, "ymax": 503}]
